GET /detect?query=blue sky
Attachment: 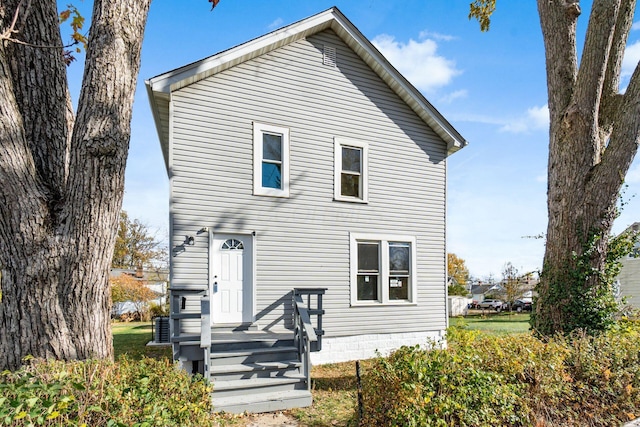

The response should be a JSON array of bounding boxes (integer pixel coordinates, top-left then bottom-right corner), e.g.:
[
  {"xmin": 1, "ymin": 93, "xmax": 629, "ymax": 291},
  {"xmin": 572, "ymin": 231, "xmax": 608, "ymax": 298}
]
[{"xmin": 62, "ymin": 1, "xmax": 640, "ymax": 279}]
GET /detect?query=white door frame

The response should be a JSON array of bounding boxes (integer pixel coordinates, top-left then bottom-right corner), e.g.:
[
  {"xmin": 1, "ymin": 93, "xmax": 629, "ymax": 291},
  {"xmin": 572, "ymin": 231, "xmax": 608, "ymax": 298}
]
[{"xmin": 208, "ymin": 231, "xmax": 256, "ymax": 324}]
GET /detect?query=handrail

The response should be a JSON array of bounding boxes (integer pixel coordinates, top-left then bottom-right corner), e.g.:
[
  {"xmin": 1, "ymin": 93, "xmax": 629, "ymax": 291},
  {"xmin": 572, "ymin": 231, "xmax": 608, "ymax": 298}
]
[
  {"xmin": 293, "ymin": 294, "xmax": 315, "ymax": 390},
  {"xmin": 200, "ymin": 297, "xmax": 211, "ymax": 379},
  {"xmin": 168, "ymin": 287, "xmax": 208, "ymax": 376},
  {"xmin": 294, "ymin": 288, "xmax": 326, "ymax": 351},
  {"xmin": 294, "ymin": 295, "xmax": 318, "ymax": 342},
  {"xmin": 200, "ymin": 297, "xmax": 211, "ymax": 348},
  {"xmin": 292, "ymin": 288, "xmax": 326, "ymax": 390}
]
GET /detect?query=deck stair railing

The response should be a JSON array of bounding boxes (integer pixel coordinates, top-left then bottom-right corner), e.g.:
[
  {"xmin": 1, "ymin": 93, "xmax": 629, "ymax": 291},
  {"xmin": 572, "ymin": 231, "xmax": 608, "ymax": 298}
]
[
  {"xmin": 293, "ymin": 288, "xmax": 326, "ymax": 352},
  {"xmin": 293, "ymin": 288, "xmax": 326, "ymax": 389},
  {"xmin": 168, "ymin": 286, "xmax": 208, "ymax": 367}
]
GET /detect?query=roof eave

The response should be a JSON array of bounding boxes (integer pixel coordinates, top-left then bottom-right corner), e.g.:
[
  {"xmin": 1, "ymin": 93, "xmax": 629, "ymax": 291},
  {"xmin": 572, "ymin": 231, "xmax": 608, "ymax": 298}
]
[
  {"xmin": 146, "ymin": 6, "xmax": 468, "ymax": 166},
  {"xmin": 326, "ymin": 9, "xmax": 468, "ymax": 155},
  {"xmin": 145, "ymin": 80, "xmax": 170, "ymax": 174}
]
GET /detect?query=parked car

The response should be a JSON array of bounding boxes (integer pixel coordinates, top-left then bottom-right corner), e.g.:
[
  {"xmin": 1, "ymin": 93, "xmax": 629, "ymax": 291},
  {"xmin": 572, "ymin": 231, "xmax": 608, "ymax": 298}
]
[
  {"xmin": 509, "ymin": 299, "xmax": 533, "ymax": 312},
  {"xmin": 478, "ymin": 299, "xmax": 505, "ymax": 311}
]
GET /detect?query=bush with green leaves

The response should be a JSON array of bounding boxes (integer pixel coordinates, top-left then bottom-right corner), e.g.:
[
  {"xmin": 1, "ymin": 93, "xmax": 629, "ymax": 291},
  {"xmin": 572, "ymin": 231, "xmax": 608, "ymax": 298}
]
[
  {"xmin": 0, "ymin": 357, "xmax": 214, "ymax": 426},
  {"xmin": 361, "ymin": 321, "xmax": 640, "ymax": 426}
]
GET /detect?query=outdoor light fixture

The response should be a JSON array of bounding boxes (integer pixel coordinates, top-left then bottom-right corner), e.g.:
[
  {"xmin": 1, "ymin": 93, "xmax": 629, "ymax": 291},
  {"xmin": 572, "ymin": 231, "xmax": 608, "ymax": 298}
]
[
  {"xmin": 197, "ymin": 227, "xmax": 209, "ymax": 234},
  {"xmin": 185, "ymin": 235, "xmax": 195, "ymax": 246}
]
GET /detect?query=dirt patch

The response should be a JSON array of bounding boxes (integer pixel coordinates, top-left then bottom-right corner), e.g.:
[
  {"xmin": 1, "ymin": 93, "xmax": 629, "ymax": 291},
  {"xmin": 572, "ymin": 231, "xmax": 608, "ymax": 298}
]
[
  {"xmin": 244, "ymin": 412, "xmax": 299, "ymax": 426},
  {"xmin": 214, "ymin": 411, "xmax": 299, "ymax": 427}
]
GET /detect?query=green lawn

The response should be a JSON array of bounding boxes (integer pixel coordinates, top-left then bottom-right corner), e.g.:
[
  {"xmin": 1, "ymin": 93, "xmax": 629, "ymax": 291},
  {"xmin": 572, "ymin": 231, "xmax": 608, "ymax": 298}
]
[
  {"xmin": 112, "ymin": 321, "xmax": 171, "ymax": 360},
  {"xmin": 449, "ymin": 312, "xmax": 532, "ymax": 335}
]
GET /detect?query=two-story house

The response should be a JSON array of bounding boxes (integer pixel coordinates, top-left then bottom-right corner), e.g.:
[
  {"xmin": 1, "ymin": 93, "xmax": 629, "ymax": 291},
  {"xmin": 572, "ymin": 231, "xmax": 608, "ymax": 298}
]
[{"xmin": 146, "ymin": 7, "xmax": 467, "ymax": 413}]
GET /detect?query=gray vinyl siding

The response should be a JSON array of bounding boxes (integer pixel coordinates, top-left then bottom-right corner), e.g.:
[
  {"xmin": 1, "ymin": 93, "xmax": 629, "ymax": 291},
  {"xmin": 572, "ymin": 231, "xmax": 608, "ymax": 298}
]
[
  {"xmin": 169, "ymin": 30, "xmax": 448, "ymax": 337},
  {"xmin": 619, "ymin": 257, "xmax": 640, "ymax": 308}
]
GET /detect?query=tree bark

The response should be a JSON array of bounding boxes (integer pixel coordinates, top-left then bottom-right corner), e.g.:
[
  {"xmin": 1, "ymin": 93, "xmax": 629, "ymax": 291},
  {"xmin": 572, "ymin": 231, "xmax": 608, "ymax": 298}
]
[
  {"xmin": 535, "ymin": 0, "xmax": 640, "ymax": 334},
  {"xmin": 0, "ymin": 0, "xmax": 151, "ymax": 370}
]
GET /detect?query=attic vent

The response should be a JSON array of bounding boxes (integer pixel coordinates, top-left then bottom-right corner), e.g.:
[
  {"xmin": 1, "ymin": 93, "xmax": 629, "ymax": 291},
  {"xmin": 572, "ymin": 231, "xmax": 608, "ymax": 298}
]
[{"xmin": 323, "ymin": 45, "xmax": 336, "ymax": 67}]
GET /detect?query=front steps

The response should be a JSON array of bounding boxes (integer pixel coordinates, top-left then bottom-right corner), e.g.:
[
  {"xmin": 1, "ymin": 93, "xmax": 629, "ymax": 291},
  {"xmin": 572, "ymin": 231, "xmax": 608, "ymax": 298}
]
[{"xmin": 209, "ymin": 332, "xmax": 312, "ymax": 413}]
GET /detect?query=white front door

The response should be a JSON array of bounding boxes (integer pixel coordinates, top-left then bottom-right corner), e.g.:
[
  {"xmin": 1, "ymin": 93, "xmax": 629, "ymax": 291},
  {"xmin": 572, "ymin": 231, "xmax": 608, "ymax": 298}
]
[{"xmin": 211, "ymin": 234, "xmax": 252, "ymax": 324}]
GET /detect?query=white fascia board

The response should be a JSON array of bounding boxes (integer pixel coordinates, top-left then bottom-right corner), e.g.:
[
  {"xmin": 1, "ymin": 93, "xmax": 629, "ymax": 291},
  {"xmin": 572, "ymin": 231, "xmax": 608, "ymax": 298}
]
[
  {"xmin": 145, "ymin": 79, "xmax": 170, "ymax": 173},
  {"xmin": 146, "ymin": 9, "xmax": 336, "ymax": 95}
]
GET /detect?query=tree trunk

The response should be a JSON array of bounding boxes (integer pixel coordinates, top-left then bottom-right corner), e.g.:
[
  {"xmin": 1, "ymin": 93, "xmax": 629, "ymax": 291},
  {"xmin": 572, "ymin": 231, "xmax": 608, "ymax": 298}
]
[
  {"xmin": 0, "ymin": 0, "xmax": 151, "ymax": 370},
  {"xmin": 534, "ymin": 0, "xmax": 640, "ymax": 334}
]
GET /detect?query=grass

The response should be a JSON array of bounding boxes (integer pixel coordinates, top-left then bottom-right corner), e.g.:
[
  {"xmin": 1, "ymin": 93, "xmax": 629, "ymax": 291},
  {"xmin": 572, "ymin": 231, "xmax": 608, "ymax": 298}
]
[
  {"xmin": 449, "ymin": 312, "xmax": 532, "ymax": 335},
  {"xmin": 112, "ymin": 321, "xmax": 171, "ymax": 360},
  {"xmin": 291, "ymin": 362, "xmax": 364, "ymax": 427}
]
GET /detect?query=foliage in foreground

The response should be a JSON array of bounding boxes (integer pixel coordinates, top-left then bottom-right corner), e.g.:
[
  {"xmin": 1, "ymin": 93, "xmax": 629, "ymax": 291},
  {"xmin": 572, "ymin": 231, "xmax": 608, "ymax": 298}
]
[
  {"xmin": 361, "ymin": 321, "xmax": 640, "ymax": 427},
  {"xmin": 0, "ymin": 357, "xmax": 214, "ymax": 427},
  {"xmin": 532, "ymin": 228, "xmax": 638, "ymax": 335}
]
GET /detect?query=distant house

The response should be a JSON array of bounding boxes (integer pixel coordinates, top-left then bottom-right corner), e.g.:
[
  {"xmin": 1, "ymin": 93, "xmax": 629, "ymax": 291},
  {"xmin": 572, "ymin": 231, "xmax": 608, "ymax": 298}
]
[
  {"xmin": 470, "ymin": 283, "xmax": 504, "ymax": 303},
  {"xmin": 616, "ymin": 222, "xmax": 640, "ymax": 308},
  {"xmin": 146, "ymin": 7, "xmax": 467, "ymax": 412},
  {"xmin": 109, "ymin": 268, "xmax": 168, "ymax": 317}
]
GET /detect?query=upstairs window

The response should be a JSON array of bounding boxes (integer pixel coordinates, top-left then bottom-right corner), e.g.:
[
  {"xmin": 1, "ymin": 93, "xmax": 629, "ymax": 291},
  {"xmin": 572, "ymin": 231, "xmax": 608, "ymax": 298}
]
[
  {"xmin": 334, "ymin": 137, "xmax": 368, "ymax": 203},
  {"xmin": 253, "ymin": 122, "xmax": 290, "ymax": 197}
]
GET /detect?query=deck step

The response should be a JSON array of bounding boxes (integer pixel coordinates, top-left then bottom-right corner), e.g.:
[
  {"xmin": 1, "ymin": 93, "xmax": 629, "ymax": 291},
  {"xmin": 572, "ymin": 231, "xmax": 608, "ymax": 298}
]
[
  {"xmin": 211, "ymin": 339, "xmax": 295, "ymax": 352},
  {"xmin": 211, "ymin": 360, "xmax": 302, "ymax": 381},
  {"xmin": 211, "ymin": 360, "xmax": 302, "ymax": 374},
  {"xmin": 214, "ymin": 374, "xmax": 306, "ymax": 392},
  {"xmin": 213, "ymin": 374, "xmax": 307, "ymax": 399},
  {"xmin": 212, "ymin": 389, "xmax": 312, "ymax": 414},
  {"xmin": 210, "ymin": 345, "xmax": 298, "ymax": 366}
]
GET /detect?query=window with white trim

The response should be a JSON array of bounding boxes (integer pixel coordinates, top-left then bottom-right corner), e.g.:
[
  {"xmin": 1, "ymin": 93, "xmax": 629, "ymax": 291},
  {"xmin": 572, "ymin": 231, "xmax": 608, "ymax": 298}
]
[
  {"xmin": 350, "ymin": 233, "xmax": 417, "ymax": 305},
  {"xmin": 334, "ymin": 138, "xmax": 368, "ymax": 202},
  {"xmin": 253, "ymin": 122, "xmax": 290, "ymax": 197}
]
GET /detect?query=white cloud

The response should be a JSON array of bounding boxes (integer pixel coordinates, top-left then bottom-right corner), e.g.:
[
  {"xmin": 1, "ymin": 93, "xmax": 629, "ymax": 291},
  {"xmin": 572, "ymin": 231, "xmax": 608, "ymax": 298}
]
[
  {"xmin": 372, "ymin": 33, "xmax": 460, "ymax": 93},
  {"xmin": 267, "ymin": 18, "xmax": 283, "ymax": 30},
  {"xmin": 535, "ymin": 172, "xmax": 547, "ymax": 183},
  {"xmin": 632, "ymin": 21, "xmax": 640, "ymax": 31},
  {"xmin": 500, "ymin": 104, "xmax": 549, "ymax": 133},
  {"xmin": 418, "ymin": 30, "xmax": 457, "ymax": 42},
  {"xmin": 622, "ymin": 40, "xmax": 640, "ymax": 78},
  {"xmin": 439, "ymin": 89, "xmax": 467, "ymax": 104}
]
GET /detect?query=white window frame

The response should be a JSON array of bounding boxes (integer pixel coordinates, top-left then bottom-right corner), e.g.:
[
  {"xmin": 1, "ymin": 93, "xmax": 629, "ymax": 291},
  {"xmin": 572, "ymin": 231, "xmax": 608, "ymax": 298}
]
[
  {"xmin": 349, "ymin": 233, "xmax": 418, "ymax": 306},
  {"xmin": 334, "ymin": 137, "xmax": 368, "ymax": 203},
  {"xmin": 253, "ymin": 122, "xmax": 290, "ymax": 197}
]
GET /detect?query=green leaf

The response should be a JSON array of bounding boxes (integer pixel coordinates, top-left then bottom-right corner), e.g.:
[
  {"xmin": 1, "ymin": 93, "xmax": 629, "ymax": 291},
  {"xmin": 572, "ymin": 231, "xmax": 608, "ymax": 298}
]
[{"xmin": 72, "ymin": 382, "xmax": 86, "ymax": 391}]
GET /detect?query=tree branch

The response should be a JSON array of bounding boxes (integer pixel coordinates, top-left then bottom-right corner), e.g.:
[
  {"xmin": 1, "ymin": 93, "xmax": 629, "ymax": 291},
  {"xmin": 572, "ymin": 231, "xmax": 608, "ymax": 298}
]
[
  {"xmin": 536, "ymin": 0, "xmax": 580, "ymax": 123},
  {"xmin": 568, "ymin": 0, "xmax": 621, "ymax": 168},
  {"xmin": 2, "ymin": 0, "xmax": 73, "ymax": 213},
  {"xmin": 575, "ymin": 0, "xmax": 620, "ymax": 105},
  {"xmin": 599, "ymin": 0, "xmax": 636, "ymax": 136},
  {"xmin": 59, "ymin": 0, "xmax": 152, "ymax": 335},
  {"xmin": 590, "ymin": 61, "xmax": 640, "ymax": 209}
]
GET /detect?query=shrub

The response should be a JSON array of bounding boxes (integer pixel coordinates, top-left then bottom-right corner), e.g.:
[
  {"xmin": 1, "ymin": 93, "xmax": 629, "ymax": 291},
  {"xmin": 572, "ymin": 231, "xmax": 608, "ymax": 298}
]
[
  {"xmin": 360, "ymin": 321, "xmax": 640, "ymax": 426},
  {"xmin": 0, "ymin": 357, "xmax": 214, "ymax": 426},
  {"xmin": 361, "ymin": 344, "xmax": 529, "ymax": 426},
  {"xmin": 149, "ymin": 302, "xmax": 169, "ymax": 318}
]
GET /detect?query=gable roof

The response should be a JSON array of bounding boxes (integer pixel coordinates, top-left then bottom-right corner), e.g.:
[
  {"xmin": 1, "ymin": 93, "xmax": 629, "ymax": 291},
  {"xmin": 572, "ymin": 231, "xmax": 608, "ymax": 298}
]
[{"xmin": 146, "ymin": 6, "xmax": 468, "ymax": 171}]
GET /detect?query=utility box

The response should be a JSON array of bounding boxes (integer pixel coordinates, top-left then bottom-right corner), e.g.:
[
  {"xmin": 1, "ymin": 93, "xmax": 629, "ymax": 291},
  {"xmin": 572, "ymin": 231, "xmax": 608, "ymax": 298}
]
[{"xmin": 154, "ymin": 316, "xmax": 170, "ymax": 343}]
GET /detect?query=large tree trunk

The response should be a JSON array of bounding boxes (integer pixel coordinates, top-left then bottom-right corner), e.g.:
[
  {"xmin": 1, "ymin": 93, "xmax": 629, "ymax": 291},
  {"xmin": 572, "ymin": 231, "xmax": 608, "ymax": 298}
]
[
  {"xmin": 534, "ymin": 0, "xmax": 640, "ymax": 334},
  {"xmin": 0, "ymin": 0, "xmax": 151, "ymax": 370}
]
